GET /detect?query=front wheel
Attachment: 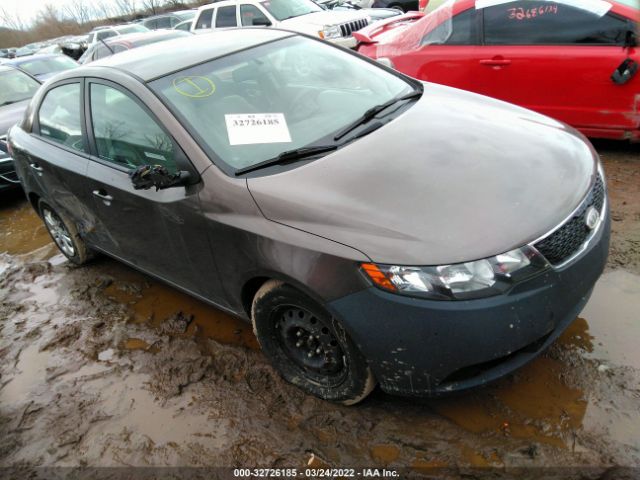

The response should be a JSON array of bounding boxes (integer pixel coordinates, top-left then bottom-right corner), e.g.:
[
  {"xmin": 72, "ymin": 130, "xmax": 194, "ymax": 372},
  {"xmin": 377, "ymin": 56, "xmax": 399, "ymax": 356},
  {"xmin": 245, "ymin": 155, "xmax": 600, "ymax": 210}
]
[{"xmin": 252, "ymin": 280, "xmax": 375, "ymax": 405}]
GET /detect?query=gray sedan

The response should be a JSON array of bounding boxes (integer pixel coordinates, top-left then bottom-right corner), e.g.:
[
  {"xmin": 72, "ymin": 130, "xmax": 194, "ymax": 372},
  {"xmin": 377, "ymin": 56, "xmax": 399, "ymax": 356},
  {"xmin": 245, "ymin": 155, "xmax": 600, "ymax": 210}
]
[{"xmin": 8, "ymin": 29, "xmax": 609, "ymax": 404}]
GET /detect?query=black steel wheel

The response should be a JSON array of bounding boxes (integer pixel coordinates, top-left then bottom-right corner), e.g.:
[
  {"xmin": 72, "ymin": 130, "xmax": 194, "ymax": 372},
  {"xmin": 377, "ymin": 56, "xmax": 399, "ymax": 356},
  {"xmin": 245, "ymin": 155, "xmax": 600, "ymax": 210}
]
[{"xmin": 252, "ymin": 280, "xmax": 375, "ymax": 405}]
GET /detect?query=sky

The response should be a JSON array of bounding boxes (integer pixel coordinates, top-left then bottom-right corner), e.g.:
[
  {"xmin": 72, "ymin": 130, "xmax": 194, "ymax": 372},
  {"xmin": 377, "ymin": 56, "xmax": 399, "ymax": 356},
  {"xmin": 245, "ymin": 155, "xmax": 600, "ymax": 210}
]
[{"xmin": 0, "ymin": 0, "xmax": 137, "ymax": 27}]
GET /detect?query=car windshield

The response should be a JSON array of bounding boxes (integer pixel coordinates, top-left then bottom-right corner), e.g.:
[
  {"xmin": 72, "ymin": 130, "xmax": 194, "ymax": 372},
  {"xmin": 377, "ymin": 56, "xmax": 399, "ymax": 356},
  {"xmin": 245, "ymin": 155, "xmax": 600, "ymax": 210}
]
[
  {"xmin": 116, "ymin": 25, "xmax": 149, "ymax": 34},
  {"xmin": 0, "ymin": 69, "xmax": 40, "ymax": 106},
  {"xmin": 17, "ymin": 56, "xmax": 77, "ymax": 77},
  {"xmin": 176, "ymin": 10, "xmax": 197, "ymax": 20},
  {"xmin": 149, "ymin": 36, "xmax": 414, "ymax": 173},
  {"xmin": 259, "ymin": 0, "xmax": 323, "ymax": 20}
]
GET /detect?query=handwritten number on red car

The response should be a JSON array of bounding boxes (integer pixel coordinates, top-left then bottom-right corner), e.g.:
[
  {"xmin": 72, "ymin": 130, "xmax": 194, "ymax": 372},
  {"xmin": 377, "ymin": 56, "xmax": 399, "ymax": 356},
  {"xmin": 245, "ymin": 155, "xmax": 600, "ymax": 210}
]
[{"xmin": 508, "ymin": 4, "xmax": 558, "ymax": 20}]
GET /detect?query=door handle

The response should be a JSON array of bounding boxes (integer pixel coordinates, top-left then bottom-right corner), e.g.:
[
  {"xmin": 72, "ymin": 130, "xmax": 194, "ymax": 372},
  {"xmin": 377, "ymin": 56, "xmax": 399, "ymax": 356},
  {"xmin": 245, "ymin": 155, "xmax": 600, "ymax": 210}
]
[
  {"xmin": 29, "ymin": 163, "xmax": 44, "ymax": 175},
  {"xmin": 480, "ymin": 58, "xmax": 512, "ymax": 67},
  {"xmin": 92, "ymin": 189, "xmax": 113, "ymax": 205}
]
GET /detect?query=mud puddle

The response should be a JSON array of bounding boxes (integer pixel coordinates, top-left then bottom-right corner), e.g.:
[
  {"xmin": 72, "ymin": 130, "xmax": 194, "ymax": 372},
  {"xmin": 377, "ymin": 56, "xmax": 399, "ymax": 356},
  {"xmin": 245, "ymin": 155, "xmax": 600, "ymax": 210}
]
[
  {"xmin": 1, "ymin": 146, "xmax": 639, "ymax": 474},
  {"xmin": 0, "ymin": 256, "xmax": 638, "ymax": 474},
  {"xmin": 0, "ymin": 192, "xmax": 54, "ymax": 258},
  {"xmin": 99, "ymin": 262, "xmax": 258, "ymax": 350}
]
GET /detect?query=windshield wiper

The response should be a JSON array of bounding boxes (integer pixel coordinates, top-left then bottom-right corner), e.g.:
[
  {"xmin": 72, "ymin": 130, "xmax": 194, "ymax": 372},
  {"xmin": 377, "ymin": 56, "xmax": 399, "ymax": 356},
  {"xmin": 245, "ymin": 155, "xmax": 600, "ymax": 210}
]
[
  {"xmin": 235, "ymin": 144, "xmax": 338, "ymax": 176},
  {"xmin": 333, "ymin": 89, "xmax": 422, "ymax": 141}
]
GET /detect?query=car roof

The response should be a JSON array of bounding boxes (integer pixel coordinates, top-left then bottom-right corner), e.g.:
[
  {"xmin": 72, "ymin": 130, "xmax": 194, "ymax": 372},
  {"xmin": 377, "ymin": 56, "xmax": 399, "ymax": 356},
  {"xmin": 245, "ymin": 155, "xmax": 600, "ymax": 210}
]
[
  {"xmin": 5, "ymin": 53, "xmax": 64, "ymax": 65},
  {"xmin": 103, "ymin": 29, "xmax": 190, "ymax": 45},
  {"xmin": 197, "ymin": 0, "xmax": 255, "ymax": 10},
  {"xmin": 88, "ymin": 28, "xmax": 293, "ymax": 81}
]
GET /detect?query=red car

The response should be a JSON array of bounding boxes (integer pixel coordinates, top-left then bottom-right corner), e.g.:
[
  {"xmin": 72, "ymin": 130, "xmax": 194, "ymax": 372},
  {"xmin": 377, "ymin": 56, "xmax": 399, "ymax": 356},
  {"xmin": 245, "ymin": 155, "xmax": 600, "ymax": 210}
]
[{"xmin": 355, "ymin": 0, "xmax": 640, "ymax": 141}]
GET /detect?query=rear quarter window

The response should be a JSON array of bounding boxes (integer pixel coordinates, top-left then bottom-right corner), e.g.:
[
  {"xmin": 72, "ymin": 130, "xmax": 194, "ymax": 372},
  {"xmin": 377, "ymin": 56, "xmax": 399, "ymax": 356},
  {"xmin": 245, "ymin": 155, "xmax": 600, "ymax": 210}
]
[{"xmin": 38, "ymin": 83, "xmax": 86, "ymax": 153}]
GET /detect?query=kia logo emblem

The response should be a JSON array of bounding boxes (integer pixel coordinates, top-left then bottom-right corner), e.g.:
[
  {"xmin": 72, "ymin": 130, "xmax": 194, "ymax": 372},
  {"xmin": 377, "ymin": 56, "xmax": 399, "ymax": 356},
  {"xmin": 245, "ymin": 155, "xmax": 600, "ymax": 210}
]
[{"xmin": 585, "ymin": 206, "xmax": 599, "ymax": 230}]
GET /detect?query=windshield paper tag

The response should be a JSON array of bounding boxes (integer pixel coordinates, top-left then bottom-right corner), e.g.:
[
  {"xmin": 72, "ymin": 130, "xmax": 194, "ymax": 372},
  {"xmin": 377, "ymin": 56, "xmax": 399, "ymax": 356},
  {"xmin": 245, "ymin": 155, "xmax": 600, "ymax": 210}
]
[{"xmin": 225, "ymin": 113, "xmax": 292, "ymax": 146}]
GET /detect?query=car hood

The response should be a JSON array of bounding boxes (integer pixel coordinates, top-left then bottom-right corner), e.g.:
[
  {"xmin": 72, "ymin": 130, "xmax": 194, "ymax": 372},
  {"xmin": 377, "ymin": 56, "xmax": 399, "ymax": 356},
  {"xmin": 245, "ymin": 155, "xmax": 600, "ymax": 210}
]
[
  {"xmin": 0, "ymin": 98, "xmax": 30, "ymax": 136},
  {"xmin": 282, "ymin": 10, "xmax": 368, "ymax": 27},
  {"xmin": 247, "ymin": 83, "xmax": 596, "ymax": 265}
]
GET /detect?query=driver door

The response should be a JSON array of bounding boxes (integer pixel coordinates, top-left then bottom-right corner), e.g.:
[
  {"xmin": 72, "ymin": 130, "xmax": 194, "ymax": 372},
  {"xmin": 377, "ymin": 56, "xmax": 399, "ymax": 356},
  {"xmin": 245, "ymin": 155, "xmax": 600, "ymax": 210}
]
[{"xmin": 83, "ymin": 80, "xmax": 226, "ymax": 303}]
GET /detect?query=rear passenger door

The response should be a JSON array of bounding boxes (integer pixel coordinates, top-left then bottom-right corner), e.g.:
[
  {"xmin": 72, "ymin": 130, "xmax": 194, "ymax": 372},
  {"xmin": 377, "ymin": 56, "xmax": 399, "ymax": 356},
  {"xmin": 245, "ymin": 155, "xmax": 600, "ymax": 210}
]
[
  {"xmin": 475, "ymin": 0, "xmax": 638, "ymax": 132},
  {"xmin": 30, "ymin": 81, "xmax": 96, "ymax": 239},
  {"xmin": 83, "ymin": 80, "xmax": 226, "ymax": 303}
]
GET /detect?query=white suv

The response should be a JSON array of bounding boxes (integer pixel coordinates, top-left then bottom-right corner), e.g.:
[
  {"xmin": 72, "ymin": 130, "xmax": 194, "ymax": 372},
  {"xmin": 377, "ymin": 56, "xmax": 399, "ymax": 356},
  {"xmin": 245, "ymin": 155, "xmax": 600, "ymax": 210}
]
[{"xmin": 191, "ymin": 0, "xmax": 369, "ymax": 48}]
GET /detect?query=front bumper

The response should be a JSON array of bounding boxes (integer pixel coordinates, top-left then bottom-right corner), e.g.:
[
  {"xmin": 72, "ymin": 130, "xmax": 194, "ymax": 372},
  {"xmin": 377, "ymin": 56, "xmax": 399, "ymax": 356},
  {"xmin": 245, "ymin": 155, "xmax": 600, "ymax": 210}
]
[{"xmin": 329, "ymin": 211, "xmax": 610, "ymax": 396}]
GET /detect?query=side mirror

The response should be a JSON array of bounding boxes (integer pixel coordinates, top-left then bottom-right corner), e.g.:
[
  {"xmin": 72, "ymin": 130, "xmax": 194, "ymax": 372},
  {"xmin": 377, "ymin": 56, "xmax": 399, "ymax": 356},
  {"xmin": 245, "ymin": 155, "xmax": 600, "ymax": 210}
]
[
  {"xmin": 129, "ymin": 164, "xmax": 191, "ymax": 191},
  {"xmin": 252, "ymin": 18, "xmax": 272, "ymax": 26},
  {"xmin": 626, "ymin": 29, "xmax": 638, "ymax": 47}
]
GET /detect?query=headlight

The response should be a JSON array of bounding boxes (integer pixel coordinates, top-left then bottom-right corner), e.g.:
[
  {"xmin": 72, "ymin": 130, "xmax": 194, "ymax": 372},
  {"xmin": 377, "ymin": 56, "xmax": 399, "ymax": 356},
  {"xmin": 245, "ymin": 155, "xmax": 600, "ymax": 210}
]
[
  {"xmin": 361, "ymin": 246, "xmax": 548, "ymax": 300},
  {"xmin": 321, "ymin": 25, "xmax": 342, "ymax": 39}
]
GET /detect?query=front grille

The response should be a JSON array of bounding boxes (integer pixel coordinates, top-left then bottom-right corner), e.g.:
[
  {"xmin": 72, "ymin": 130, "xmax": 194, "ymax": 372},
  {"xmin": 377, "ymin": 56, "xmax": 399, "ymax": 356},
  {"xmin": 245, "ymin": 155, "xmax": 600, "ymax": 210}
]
[
  {"xmin": 534, "ymin": 174, "xmax": 605, "ymax": 265},
  {"xmin": 339, "ymin": 18, "xmax": 369, "ymax": 37}
]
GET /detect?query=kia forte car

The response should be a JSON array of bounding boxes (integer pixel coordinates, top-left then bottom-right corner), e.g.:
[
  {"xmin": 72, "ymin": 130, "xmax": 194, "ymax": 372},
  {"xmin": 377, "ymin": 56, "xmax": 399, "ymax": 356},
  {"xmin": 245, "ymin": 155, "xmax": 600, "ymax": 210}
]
[
  {"xmin": 8, "ymin": 29, "xmax": 609, "ymax": 404},
  {"xmin": 355, "ymin": 0, "xmax": 639, "ymax": 141}
]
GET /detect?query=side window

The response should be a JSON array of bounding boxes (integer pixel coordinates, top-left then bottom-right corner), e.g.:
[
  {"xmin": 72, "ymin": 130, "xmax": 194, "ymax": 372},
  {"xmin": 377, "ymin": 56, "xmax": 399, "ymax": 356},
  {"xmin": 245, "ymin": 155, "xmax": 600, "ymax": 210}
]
[
  {"xmin": 240, "ymin": 4, "xmax": 270, "ymax": 26},
  {"xmin": 38, "ymin": 83, "xmax": 85, "ymax": 152},
  {"xmin": 421, "ymin": 9, "xmax": 475, "ymax": 46},
  {"xmin": 89, "ymin": 84, "xmax": 177, "ymax": 172},
  {"xmin": 87, "ymin": 33, "xmax": 95, "ymax": 43},
  {"xmin": 216, "ymin": 6, "xmax": 238, "ymax": 27},
  {"xmin": 97, "ymin": 30, "xmax": 117, "ymax": 41},
  {"xmin": 156, "ymin": 17, "xmax": 173, "ymax": 29},
  {"xmin": 143, "ymin": 19, "xmax": 157, "ymax": 29},
  {"xmin": 483, "ymin": 1, "xmax": 629, "ymax": 45},
  {"xmin": 93, "ymin": 45, "xmax": 112, "ymax": 60},
  {"xmin": 195, "ymin": 9, "xmax": 214, "ymax": 29}
]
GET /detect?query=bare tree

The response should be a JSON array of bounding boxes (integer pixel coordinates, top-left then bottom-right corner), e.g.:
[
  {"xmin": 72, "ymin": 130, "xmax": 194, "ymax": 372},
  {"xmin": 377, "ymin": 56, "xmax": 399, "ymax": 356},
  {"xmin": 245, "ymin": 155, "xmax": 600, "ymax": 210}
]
[
  {"xmin": 165, "ymin": 0, "xmax": 188, "ymax": 8},
  {"xmin": 92, "ymin": 0, "xmax": 116, "ymax": 21},
  {"xmin": 64, "ymin": 0, "xmax": 92, "ymax": 25},
  {"xmin": 113, "ymin": 0, "xmax": 139, "ymax": 18},
  {"xmin": 0, "ymin": 6, "xmax": 28, "ymax": 31},
  {"xmin": 141, "ymin": 0, "xmax": 166, "ymax": 15}
]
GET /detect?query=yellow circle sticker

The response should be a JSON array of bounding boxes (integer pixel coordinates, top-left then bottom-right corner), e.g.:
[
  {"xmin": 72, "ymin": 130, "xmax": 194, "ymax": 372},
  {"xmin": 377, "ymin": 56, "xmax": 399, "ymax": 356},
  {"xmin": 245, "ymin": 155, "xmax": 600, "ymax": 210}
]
[{"xmin": 172, "ymin": 76, "xmax": 216, "ymax": 98}]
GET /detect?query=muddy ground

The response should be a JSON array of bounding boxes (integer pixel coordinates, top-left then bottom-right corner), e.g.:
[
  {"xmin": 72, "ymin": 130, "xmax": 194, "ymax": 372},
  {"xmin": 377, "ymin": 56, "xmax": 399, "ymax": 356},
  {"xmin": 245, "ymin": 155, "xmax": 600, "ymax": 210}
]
[{"xmin": 0, "ymin": 141, "xmax": 638, "ymax": 478}]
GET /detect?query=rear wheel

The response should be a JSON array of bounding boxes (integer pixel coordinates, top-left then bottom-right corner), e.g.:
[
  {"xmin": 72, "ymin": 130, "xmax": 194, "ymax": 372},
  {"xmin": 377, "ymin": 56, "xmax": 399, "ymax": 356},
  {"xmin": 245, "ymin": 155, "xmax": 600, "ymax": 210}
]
[
  {"xmin": 39, "ymin": 201, "xmax": 93, "ymax": 265},
  {"xmin": 252, "ymin": 280, "xmax": 375, "ymax": 405}
]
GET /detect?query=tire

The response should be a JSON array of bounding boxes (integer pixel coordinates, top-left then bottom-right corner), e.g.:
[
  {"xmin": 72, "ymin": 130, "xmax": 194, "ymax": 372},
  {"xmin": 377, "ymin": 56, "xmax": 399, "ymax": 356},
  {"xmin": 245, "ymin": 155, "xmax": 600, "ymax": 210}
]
[
  {"xmin": 251, "ymin": 280, "xmax": 376, "ymax": 405},
  {"xmin": 39, "ymin": 200, "xmax": 93, "ymax": 265}
]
